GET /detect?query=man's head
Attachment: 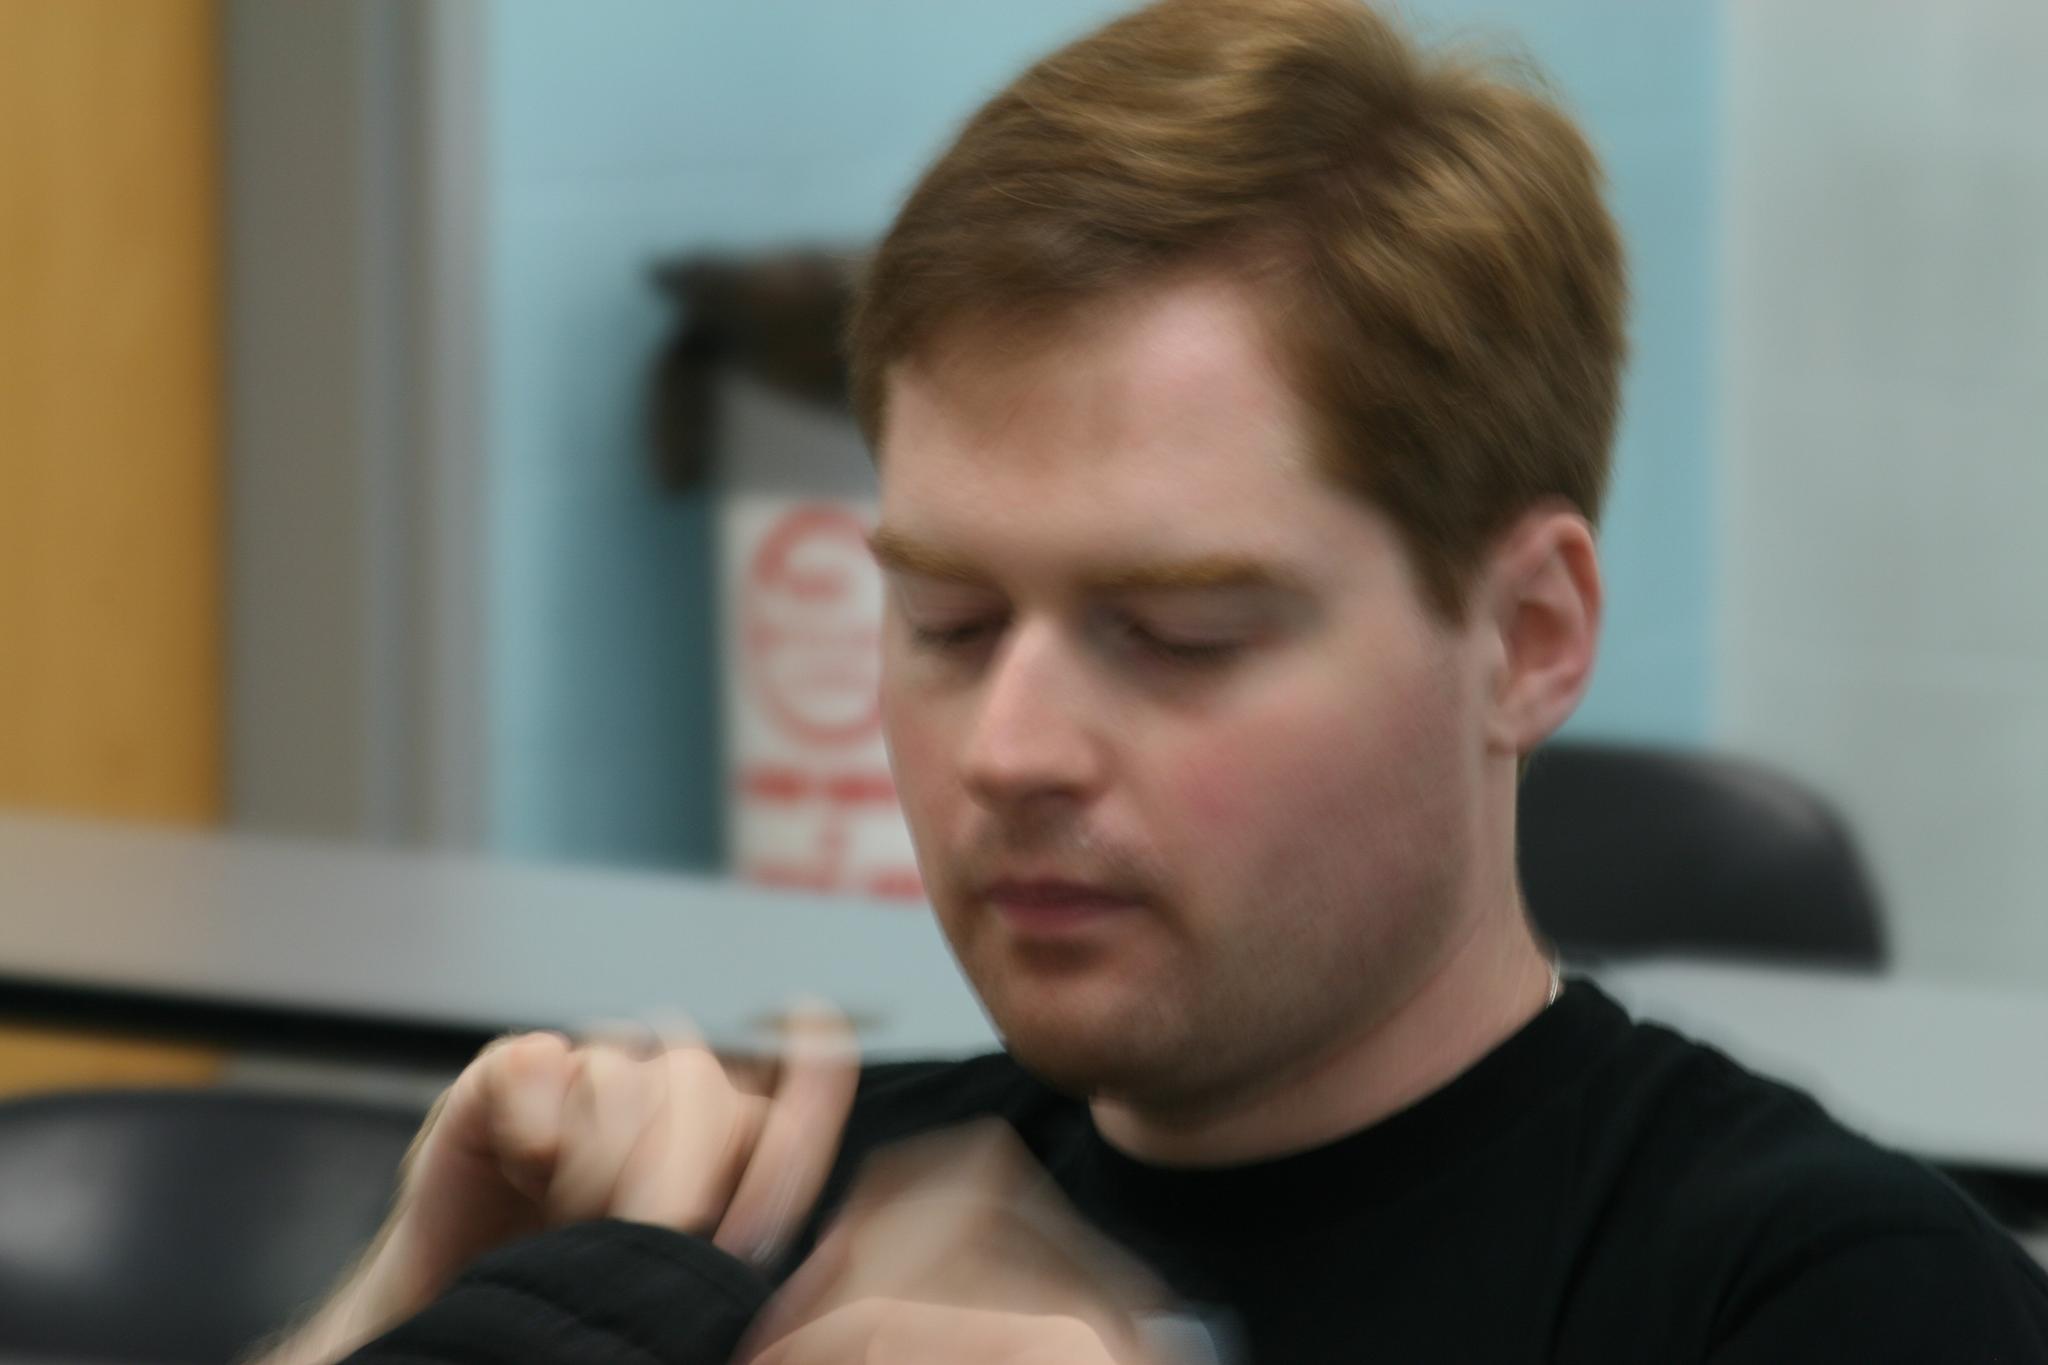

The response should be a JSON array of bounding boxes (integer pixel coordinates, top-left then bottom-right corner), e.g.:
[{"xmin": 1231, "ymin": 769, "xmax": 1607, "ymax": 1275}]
[{"xmin": 852, "ymin": 0, "xmax": 1624, "ymax": 1110}]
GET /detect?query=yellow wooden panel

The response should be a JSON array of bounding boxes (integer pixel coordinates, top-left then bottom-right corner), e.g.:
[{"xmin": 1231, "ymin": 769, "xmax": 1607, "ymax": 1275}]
[
  {"xmin": 0, "ymin": 1022, "xmax": 223, "ymax": 1098},
  {"xmin": 0, "ymin": 0, "xmax": 224, "ymax": 822},
  {"xmin": 0, "ymin": 0, "xmax": 226, "ymax": 1086}
]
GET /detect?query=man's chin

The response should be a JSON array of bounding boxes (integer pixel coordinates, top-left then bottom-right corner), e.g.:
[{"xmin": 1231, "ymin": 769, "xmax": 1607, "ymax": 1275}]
[
  {"xmin": 998, "ymin": 1031, "xmax": 1144, "ymax": 1099},
  {"xmin": 945, "ymin": 912, "xmax": 1192, "ymax": 1089},
  {"xmin": 981, "ymin": 994, "xmax": 1179, "ymax": 1099}
]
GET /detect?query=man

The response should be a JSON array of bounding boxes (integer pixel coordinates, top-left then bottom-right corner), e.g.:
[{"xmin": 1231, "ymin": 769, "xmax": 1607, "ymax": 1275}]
[{"xmin": 267, "ymin": 1, "xmax": 2048, "ymax": 1360}]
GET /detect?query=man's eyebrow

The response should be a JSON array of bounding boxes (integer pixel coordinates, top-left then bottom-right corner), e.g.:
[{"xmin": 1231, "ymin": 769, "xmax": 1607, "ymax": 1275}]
[
  {"xmin": 869, "ymin": 529, "xmax": 1298, "ymax": 593},
  {"xmin": 867, "ymin": 528, "xmax": 988, "ymax": 583},
  {"xmin": 1088, "ymin": 557, "xmax": 1296, "ymax": 593}
]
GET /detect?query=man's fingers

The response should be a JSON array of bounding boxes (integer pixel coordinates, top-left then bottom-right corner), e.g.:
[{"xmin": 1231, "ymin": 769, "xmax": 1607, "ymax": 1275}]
[
  {"xmin": 608, "ymin": 1044, "xmax": 763, "ymax": 1230},
  {"xmin": 474, "ymin": 1032, "xmax": 574, "ymax": 1199},
  {"xmin": 645, "ymin": 1010, "xmax": 708, "ymax": 1055},
  {"xmin": 403, "ymin": 1032, "xmax": 569, "ymax": 1193},
  {"xmin": 436, "ymin": 1009, "xmax": 852, "ymax": 1243},
  {"xmin": 723, "ymin": 1054, "xmax": 779, "ymax": 1098},
  {"xmin": 713, "ymin": 1003, "xmax": 860, "ymax": 1267},
  {"xmin": 545, "ymin": 1042, "xmax": 659, "ymax": 1223}
]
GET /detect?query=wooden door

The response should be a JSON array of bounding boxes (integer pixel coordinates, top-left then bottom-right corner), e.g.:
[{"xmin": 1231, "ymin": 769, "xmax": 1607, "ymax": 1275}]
[{"xmin": 0, "ymin": 0, "xmax": 225, "ymax": 1091}]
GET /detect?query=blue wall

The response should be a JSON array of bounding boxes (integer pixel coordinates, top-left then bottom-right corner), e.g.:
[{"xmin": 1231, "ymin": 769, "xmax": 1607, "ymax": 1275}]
[
  {"xmin": 482, "ymin": 1, "xmax": 1134, "ymax": 868},
  {"xmin": 1404, "ymin": 0, "xmax": 1722, "ymax": 740},
  {"xmin": 481, "ymin": 0, "xmax": 1720, "ymax": 868}
]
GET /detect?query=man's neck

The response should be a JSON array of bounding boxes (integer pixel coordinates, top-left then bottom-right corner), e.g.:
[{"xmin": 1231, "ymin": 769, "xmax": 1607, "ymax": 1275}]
[{"xmin": 1089, "ymin": 900, "xmax": 1555, "ymax": 1167}]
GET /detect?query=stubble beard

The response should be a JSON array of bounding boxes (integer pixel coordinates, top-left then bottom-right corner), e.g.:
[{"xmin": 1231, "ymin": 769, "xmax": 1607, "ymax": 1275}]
[{"xmin": 945, "ymin": 830, "xmax": 1472, "ymax": 1127}]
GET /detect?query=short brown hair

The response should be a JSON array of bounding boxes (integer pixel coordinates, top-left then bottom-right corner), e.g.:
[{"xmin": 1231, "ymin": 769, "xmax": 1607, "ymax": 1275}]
[{"xmin": 846, "ymin": 0, "xmax": 1627, "ymax": 616}]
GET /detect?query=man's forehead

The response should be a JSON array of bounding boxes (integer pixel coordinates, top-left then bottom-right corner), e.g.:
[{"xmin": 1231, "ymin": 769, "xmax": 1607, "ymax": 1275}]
[
  {"xmin": 880, "ymin": 274, "xmax": 1303, "ymax": 462},
  {"xmin": 868, "ymin": 273, "xmax": 1354, "ymax": 598}
]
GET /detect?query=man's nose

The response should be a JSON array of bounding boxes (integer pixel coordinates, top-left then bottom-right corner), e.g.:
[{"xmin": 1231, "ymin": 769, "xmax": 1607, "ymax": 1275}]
[{"xmin": 959, "ymin": 620, "xmax": 1105, "ymax": 809}]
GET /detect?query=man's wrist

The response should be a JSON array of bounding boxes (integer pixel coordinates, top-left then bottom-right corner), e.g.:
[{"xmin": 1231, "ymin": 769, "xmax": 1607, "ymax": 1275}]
[{"xmin": 247, "ymin": 1221, "xmax": 425, "ymax": 1365}]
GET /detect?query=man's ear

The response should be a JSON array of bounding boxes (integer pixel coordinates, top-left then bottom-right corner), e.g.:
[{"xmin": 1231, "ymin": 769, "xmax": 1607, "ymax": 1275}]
[{"xmin": 1477, "ymin": 504, "xmax": 1602, "ymax": 757}]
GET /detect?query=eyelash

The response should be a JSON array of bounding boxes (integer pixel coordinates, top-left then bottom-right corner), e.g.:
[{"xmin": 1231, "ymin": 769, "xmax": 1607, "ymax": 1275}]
[
  {"xmin": 909, "ymin": 617, "xmax": 1243, "ymax": 666},
  {"xmin": 909, "ymin": 621, "xmax": 1000, "ymax": 651}
]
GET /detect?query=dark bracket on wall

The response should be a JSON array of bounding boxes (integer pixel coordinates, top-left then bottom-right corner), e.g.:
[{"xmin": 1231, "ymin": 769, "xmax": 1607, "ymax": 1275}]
[{"xmin": 646, "ymin": 248, "xmax": 863, "ymax": 493}]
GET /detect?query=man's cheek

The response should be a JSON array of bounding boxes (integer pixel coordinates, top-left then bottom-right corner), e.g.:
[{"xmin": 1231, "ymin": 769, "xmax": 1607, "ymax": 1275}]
[
  {"xmin": 881, "ymin": 710, "xmax": 954, "ymax": 835},
  {"xmin": 1157, "ymin": 718, "xmax": 1332, "ymax": 841}
]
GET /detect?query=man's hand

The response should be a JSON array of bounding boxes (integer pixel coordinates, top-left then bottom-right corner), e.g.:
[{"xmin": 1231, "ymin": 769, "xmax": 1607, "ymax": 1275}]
[
  {"xmin": 748, "ymin": 1302, "xmax": 1142, "ymax": 1365},
  {"xmin": 258, "ymin": 1008, "xmax": 857, "ymax": 1365},
  {"xmin": 741, "ymin": 1122, "xmax": 1171, "ymax": 1365}
]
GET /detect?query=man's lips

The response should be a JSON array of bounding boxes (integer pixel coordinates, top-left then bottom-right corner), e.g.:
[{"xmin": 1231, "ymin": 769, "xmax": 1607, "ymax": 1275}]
[{"xmin": 982, "ymin": 879, "xmax": 1144, "ymax": 932}]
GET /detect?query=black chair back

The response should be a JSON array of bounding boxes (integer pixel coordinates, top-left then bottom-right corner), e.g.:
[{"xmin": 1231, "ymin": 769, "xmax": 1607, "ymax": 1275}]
[
  {"xmin": 1518, "ymin": 740, "xmax": 1887, "ymax": 969},
  {"xmin": 0, "ymin": 1087, "xmax": 423, "ymax": 1363}
]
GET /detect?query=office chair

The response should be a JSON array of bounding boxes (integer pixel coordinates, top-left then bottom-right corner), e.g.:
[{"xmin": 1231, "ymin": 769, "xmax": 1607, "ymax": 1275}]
[
  {"xmin": 0, "ymin": 1087, "xmax": 424, "ymax": 1363},
  {"xmin": 1517, "ymin": 740, "xmax": 1888, "ymax": 969}
]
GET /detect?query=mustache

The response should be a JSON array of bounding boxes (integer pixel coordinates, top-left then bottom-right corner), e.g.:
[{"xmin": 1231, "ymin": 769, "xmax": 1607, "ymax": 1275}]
[{"xmin": 951, "ymin": 820, "xmax": 1163, "ymax": 898}]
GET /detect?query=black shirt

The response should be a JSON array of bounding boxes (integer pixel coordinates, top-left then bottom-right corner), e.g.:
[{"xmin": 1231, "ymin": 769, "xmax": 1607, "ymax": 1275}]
[{"xmin": 356, "ymin": 982, "xmax": 2048, "ymax": 1362}]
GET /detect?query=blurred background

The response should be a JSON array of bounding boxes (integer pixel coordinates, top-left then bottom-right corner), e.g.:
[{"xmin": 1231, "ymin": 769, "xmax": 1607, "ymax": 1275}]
[
  {"xmin": 6, "ymin": 0, "xmax": 2048, "ymax": 1034},
  {"xmin": 10, "ymin": 0, "xmax": 2043, "ymax": 950},
  {"xmin": 2, "ymin": 0, "xmax": 2047, "ymax": 1351}
]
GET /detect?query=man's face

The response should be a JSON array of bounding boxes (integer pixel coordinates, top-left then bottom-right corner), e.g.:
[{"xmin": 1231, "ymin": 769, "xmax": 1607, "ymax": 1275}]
[{"xmin": 873, "ymin": 273, "xmax": 1494, "ymax": 1108}]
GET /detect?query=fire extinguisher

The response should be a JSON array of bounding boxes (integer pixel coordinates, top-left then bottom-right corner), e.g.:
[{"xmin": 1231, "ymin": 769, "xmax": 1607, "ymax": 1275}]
[{"xmin": 648, "ymin": 250, "xmax": 924, "ymax": 901}]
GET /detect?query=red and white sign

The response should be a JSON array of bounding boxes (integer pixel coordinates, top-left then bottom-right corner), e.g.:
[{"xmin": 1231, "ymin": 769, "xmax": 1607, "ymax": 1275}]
[
  {"xmin": 722, "ymin": 494, "xmax": 923, "ymax": 900},
  {"xmin": 741, "ymin": 504, "xmax": 882, "ymax": 748}
]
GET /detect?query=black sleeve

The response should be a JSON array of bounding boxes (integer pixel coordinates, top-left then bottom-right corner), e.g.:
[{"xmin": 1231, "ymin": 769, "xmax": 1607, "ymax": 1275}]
[
  {"xmin": 1707, "ymin": 1229, "xmax": 2048, "ymax": 1364},
  {"xmin": 343, "ymin": 1219, "xmax": 772, "ymax": 1365}
]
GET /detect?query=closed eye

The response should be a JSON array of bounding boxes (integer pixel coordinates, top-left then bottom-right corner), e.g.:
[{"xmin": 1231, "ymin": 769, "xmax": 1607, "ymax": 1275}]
[
  {"xmin": 1113, "ymin": 617, "xmax": 1246, "ymax": 665},
  {"xmin": 909, "ymin": 618, "xmax": 1005, "ymax": 651}
]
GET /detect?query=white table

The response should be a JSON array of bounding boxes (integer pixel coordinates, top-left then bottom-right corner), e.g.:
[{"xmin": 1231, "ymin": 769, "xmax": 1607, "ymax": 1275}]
[
  {"xmin": 0, "ymin": 812, "xmax": 996, "ymax": 1061},
  {"xmin": 1597, "ymin": 959, "xmax": 2048, "ymax": 1175}
]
